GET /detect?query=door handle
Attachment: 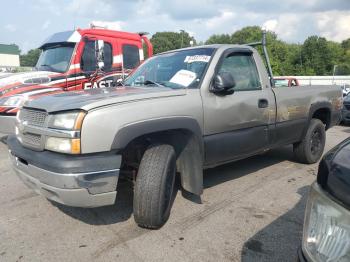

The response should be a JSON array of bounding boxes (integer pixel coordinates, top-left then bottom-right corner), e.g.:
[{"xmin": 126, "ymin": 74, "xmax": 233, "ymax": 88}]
[{"xmin": 258, "ymin": 99, "xmax": 269, "ymax": 108}]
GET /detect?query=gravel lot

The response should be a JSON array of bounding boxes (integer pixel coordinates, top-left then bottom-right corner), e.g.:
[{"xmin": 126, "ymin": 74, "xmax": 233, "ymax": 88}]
[{"xmin": 0, "ymin": 125, "xmax": 349, "ymax": 262}]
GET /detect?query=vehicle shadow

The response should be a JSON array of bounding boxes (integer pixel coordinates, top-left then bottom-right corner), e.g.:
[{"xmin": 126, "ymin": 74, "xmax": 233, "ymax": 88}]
[
  {"xmin": 52, "ymin": 180, "xmax": 135, "ymax": 225},
  {"xmin": 241, "ymin": 186, "xmax": 309, "ymax": 262},
  {"xmin": 53, "ymin": 145, "xmax": 295, "ymax": 226},
  {"xmin": 53, "ymin": 177, "xmax": 181, "ymax": 226},
  {"xmin": 203, "ymin": 145, "xmax": 294, "ymax": 189}
]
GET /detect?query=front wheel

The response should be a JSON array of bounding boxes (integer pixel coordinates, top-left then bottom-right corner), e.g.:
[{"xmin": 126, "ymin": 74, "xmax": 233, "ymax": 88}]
[
  {"xmin": 133, "ymin": 144, "xmax": 176, "ymax": 229},
  {"xmin": 293, "ymin": 119, "xmax": 326, "ymax": 164}
]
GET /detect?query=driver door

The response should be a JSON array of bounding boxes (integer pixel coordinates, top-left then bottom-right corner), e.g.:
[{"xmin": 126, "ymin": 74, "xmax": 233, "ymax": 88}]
[{"xmin": 201, "ymin": 48, "xmax": 276, "ymax": 166}]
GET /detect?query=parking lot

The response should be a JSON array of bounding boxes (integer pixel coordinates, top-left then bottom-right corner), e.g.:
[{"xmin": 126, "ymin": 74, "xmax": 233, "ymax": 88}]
[{"xmin": 0, "ymin": 125, "xmax": 348, "ymax": 262}]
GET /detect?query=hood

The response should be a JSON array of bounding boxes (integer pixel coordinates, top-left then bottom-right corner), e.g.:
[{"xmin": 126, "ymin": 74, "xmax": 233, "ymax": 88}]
[
  {"xmin": 0, "ymin": 72, "xmax": 14, "ymax": 79},
  {"xmin": 24, "ymin": 86, "xmax": 187, "ymax": 113},
  {"xmin": 0, "ymin": 70, "xmax": 63, "ymax": 98}
]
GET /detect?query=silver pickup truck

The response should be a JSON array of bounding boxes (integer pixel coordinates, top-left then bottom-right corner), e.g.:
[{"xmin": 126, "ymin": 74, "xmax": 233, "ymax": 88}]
[{"xmin": 7, "ymin": 42, "xmax": 342, "ymax": 228}]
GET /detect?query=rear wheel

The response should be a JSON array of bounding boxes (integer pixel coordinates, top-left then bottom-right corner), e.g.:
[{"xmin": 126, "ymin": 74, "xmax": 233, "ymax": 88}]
[
  {"xmin": 293, "ymin": 119, "xmax": 326, "ymax": 164},
  {"xmin": 133, "ymin": 144, "xmax": 176, "ymax": 229}
]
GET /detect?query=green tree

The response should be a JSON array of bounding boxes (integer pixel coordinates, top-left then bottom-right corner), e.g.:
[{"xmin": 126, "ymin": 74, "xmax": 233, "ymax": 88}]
[
  {"xmin": 230, "ymin": 26, "xmax": 295, "ymax": 75},
  {"xmin": 341, "ymin": 38, "xmax": 350, "ymax": 50},
  {"xmin": 336, "ymin": 64, "xmax": 350, "ymax": 75},
  {"xmin": 301, "ymin": 36, "xmax": 335, "ymax": 75},
  {"xmin": 150, "ymin": 31, "xmax": 196, "ymax": 54},
  {"xmin": 20, "ymin": 49, "xmax": 41, "ymax": 67},
  {"xmin": 231, "ymin": 26, "xmax": 277, "ymax": 44},
  {"xmin": 204, "ymin": 26, "xmax": 350, "ymax": 76},
  {"xmin": 338, "ymin": 38, "xmax": 350, "ymax": 75},
  {"xmin": 205, "ymin": 34, "xmax": 232, "ymax": 44},
  {"xmin": 149, "ymin": 27, "xmax": 349, "ymax": 76}
]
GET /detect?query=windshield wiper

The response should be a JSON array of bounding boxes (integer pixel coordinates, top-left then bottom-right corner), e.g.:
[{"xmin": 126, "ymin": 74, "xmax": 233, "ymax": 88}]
[
  {"xmin": 38, "ymin": 64, "xmax": 60, "ymax": 73},
  {"xmin": 143, "ymin": 80, "xmax": 164, "ymax": 87}
]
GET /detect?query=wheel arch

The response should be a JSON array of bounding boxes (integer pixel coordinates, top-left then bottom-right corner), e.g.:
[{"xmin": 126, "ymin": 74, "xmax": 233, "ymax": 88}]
[
  {"xmin": 308, "ymin": 102, "xmax": 332, "ymax": 129},
  {"xmin": 112, "ymin": 117, "xmax": 204, "ymax": 195},
  {"xmin": 298, "ymin": 102, "xmax": 332, "ymax": 143}
]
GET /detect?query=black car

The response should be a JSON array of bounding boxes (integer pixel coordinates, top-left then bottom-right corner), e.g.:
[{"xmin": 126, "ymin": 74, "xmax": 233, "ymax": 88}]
[
  {"xmin": 298, "ymin": 138, "xmax": 350, "ymax": 261},
  {"xmin": 342, "ymin": 95, "xmax": 350, "ymax": 124}
]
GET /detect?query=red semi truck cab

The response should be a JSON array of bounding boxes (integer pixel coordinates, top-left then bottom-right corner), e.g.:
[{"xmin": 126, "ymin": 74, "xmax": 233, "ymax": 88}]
[{"xmin": 0, "ymin": 28, "xmax": 153, "ymax": 134}]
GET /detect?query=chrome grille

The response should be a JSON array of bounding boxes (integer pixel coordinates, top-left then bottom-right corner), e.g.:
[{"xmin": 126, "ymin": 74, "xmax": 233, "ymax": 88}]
[
  {"xmin": 20, "ymin": 108, "xmax": 47, "ymax": 127},
  {"xmin": 21, "ymin": 133, "xmax": 42, "ymax": 148},
  {"xmin": 17, "ymin": 108, "xmax": 47, "ymax": 150}
]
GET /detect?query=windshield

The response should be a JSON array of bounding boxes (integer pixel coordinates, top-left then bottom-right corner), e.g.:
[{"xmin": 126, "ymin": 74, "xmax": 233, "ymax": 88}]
[
  {"xmin": 124, "ymin": 48, "xmax": 215, "ymax": 89},
  {"xmin": 36, "ymin": 43, "xmax": 75, "ymax": 73}
]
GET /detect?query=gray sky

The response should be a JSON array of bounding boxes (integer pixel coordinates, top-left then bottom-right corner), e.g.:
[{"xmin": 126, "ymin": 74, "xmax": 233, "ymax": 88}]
[{"xmin": 1, "ymin": 0, "xmax": 350, "ymax": 53}]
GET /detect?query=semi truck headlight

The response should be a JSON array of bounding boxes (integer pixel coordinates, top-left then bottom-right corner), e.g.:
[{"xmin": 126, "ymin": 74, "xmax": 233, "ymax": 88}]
[
  {"xmin": 2, "ymin": 96, "xmax": 27, "ymax": 107},
  {"xmin": 302, "ymin": 183, "xmax": 350, "ymax": 262},
  {"xmin": 45, "ymin": 137, "xmax": 81, "ymax": 154},
  {"xmin": 49, "ymin": 111, "xmax": 86, "ymax": 130}
]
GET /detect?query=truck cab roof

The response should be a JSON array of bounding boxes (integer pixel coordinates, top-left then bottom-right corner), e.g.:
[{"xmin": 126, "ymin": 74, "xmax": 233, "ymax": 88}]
[
  {"xmin": 158, "ymin": 44, "xmax": 256, "ymax": 55},
  {"xmin": 40, "ymin": 28, "xmax": 145, "ymax": 49}
]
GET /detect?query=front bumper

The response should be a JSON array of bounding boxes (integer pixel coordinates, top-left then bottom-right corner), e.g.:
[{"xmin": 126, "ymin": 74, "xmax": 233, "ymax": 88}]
[
  {"xmin": 7, "ymin": 136, "xmax": 121, "ymax": 208},
  {"xmin": 0, "ymin": 115, "xmax": 16, "ymax": 134}
]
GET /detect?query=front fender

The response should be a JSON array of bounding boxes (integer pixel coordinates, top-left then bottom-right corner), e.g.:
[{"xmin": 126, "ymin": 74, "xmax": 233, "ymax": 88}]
[
  {"xmin": 111, "ymin": 117, "xmax": 203, "ymax": 151},
  {"xmin": 112, "ymin": 117, "xmax": 204, "ymax": 195}
]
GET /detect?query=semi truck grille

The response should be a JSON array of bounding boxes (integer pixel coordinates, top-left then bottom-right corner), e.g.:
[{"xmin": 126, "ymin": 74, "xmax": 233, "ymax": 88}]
[
  {"xmin": 20, "ymin": 108, "xmax": 47, "ymax": 127},
  {"xmin": 21, "ymin": 133, "xmax": 42, "ymax": 148}
]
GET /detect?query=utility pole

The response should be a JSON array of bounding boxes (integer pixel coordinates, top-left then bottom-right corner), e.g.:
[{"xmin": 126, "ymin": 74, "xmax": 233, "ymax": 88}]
[
  {"xmin": 180, "ymin": 29, "xmax": 185, "ymax": 48},
  {"xmin": 332, "ymin": 65, "xmax": 338, "ymax": 85},
  {"xmin": 299, "ymin": 42, "xmax": 303, "ymax": 74}
]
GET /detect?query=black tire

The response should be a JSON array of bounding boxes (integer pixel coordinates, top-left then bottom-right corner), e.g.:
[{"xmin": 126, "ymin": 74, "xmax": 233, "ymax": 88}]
[
  {"xmin": 133, "ymin": 144, "xmax": 176, "ymax": 229},
  {"xmin": 293, "ymin": 119, "xmax": 326, "ymax": 164}
]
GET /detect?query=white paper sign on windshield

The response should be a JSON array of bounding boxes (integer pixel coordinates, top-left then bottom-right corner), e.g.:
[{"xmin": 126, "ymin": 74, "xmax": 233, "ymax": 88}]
[
  {"xmin": 169, "ymin": 70, "xmax": 197, "ymax": 87},
  {"xmin": 184, "ymin": 55, "xmax": 211, "ymax": 63}
]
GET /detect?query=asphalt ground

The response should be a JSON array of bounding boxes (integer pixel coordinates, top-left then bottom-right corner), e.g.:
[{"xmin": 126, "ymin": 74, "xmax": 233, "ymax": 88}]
[{"xmin": 0, "ymin": 125, "xmax": 349, "ymax": 262}]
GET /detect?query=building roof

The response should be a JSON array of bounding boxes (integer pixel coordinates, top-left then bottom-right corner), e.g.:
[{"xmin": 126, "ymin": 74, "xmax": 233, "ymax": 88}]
[{"xmin": 0, "ymin": 44, "xmax": 20, "ymax": 55}]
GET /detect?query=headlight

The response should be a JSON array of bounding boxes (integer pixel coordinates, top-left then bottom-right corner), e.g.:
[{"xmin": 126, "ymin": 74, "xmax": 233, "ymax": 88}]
[
  {"xmin": 2, "ymin": 96, "xmax": 27, "ymax": 107},
  {"xmin": 302, "ymin": 183, "xmax": 350, "ymax": 262},
  {"xmin": 45, "ymin": 111, "xmax": 86, "ymax": 154},
  {"xmin": 49, "ymin": 111, "xmax": 86, "ymax": 130},
  {"xmin": 45, "ymin": 137, "xmax": 81, "ymax": 154}
]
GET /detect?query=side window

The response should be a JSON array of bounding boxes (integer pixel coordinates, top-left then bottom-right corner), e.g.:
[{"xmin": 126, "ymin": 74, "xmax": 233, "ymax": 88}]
[
  {"xmin": 81, "ymin": 40, "xmax": 96, "ymax": 72},
  {"xmin": 218, "ymin": 53, "xmax": 261, "ymax": 91},
  {"xmin": 122, "ymin": 44, "xmax": 140, "ymax": 69},
  {"xmin": 81, "ymin": 41, "xmax": 113, "ymax": 72},
  {"xmin": 103, "ymin": 42, "xmax": 113, "ymax": 72}
]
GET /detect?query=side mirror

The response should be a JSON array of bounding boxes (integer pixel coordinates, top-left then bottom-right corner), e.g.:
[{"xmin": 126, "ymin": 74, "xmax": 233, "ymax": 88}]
[
  {"xmin": 96, "ymin": 40, "xmax": 105, "ymax": 70},
  {"xmin": 211, "ymin": 72, "xmax": 235, "ymax": 94}
]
